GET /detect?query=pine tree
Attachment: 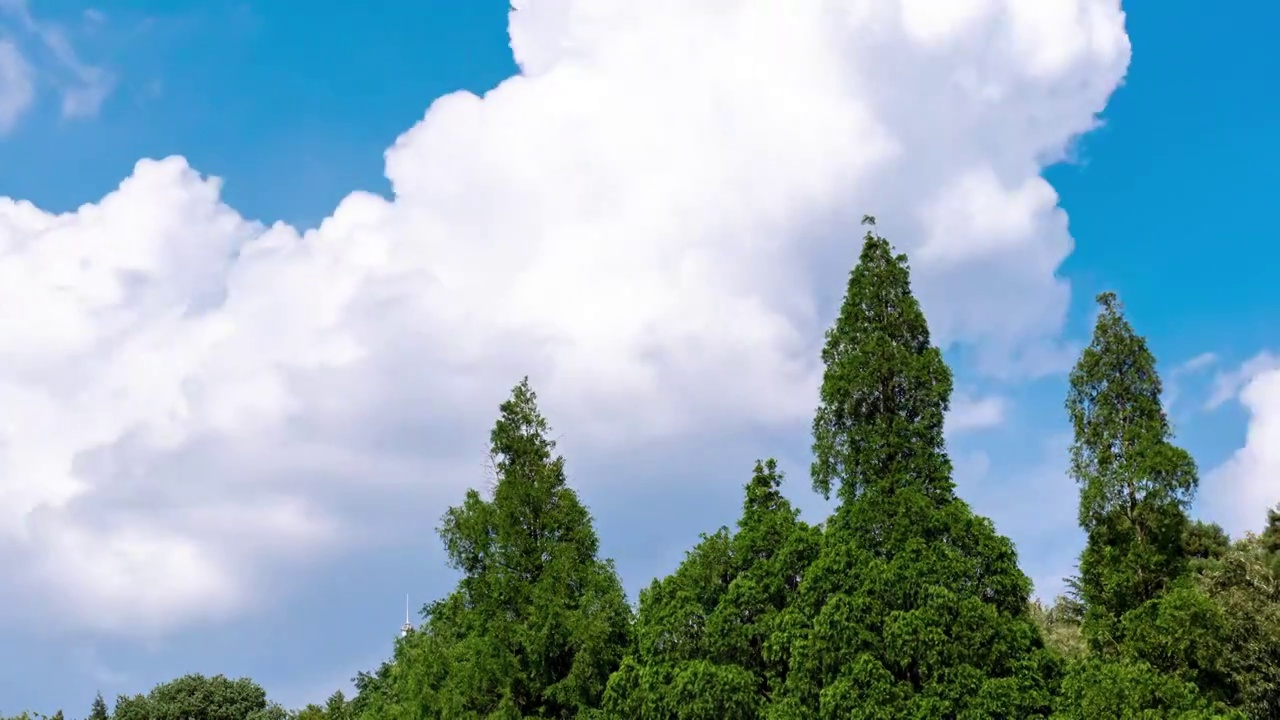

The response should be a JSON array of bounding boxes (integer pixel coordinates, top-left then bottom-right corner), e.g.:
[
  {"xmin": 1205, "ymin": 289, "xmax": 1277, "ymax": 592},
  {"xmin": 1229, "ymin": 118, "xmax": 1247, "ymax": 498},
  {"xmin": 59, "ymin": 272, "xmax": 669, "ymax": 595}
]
[
  {"xmin": 385, "ymin": 378, "xmax": 632, "ymax": 719},
  {"xmin": 1066, "ymin": 292, "xmax": 1198, "ymax": 645},
  {"xmin": 323, "ymin": 691, "xmax": 350, "ymax": 720},
  {"xmin": 88, "ymin": 694, "xmax": 108, "ymax": 720},
  {"xmin": 600, "ymin": 459, "xmax": 821, "ymax": 718},
  {"xmin": 773, "ymin": 218, "xmax": 1057, "ymax": 717}
]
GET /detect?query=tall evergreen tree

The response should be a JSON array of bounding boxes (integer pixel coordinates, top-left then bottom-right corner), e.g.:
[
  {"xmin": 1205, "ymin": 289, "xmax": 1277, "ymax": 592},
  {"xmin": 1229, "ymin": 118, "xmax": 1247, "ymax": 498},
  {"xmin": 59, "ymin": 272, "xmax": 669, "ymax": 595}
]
[
  {"xmin": 1066, "ymin": 292, "xmax": 1199, "ymax": 645},
  {"xmin": 382, "ymin": 378, "xmax": 632, "ymax": 719},
  {"xmin": 600, "ymin": 459, "xmax": 821, "ymax": 719},
  {"xmin": 1056, "ymin": 292, "xmax": 1244, "ymax": 717},
  {"xmin": 88, "ymin": 694, "xmax": 109, "ymax": 720},
  {"xmin": 772, "ymin": 218, "xmax": 1057, "ymax": 718}
]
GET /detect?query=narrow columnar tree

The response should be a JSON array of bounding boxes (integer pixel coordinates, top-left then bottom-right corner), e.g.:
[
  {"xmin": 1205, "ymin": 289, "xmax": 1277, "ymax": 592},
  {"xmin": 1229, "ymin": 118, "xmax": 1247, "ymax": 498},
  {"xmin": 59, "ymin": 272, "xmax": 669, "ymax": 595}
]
[
  {"xmin": 1066, "ymin": 292, "xmax": 1199, "ymax": 645},
  {"xmin": 1057, "ymin": 292, "xmax": 1241, "ymax": 717},
  {"xmin": 772, "ymin": 217, "xmax": 1058, "ymax": 718},
  {"xmin": 88, "ymin": 694, "xmax": 109, "ymax": 720}
]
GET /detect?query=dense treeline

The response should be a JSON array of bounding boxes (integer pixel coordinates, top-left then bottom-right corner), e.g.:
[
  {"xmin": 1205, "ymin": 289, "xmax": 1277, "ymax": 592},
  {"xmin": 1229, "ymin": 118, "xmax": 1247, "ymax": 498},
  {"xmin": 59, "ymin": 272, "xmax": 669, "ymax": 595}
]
[{"xmin": 6, "ymin": 218, "xmax": 1279, "ymax": 719}]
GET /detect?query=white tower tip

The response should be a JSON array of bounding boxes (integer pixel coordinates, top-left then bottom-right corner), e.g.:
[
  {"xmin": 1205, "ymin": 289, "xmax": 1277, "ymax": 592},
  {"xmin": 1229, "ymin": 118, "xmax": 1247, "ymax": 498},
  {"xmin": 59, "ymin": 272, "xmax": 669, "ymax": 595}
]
[{"xmin": 400, "ymin": 594, "xmax": 413, "ymax": 638}]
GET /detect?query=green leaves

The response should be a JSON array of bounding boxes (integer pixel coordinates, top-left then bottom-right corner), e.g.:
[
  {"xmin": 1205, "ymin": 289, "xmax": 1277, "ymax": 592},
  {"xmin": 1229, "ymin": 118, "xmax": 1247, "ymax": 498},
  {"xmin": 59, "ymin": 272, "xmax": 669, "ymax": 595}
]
[
  {"xmin": 1054, "ymin": 292, "xmax": 1274, "ymax": 716},
  {"xmin": 603, "ymin": 460, "xmax": 820, "ymax": 719},
  {"xmin": 100, "ymin": 675, "xmax": 273, "ymax": 720},
  {"xmin": 769, "ymin": 224, "xmax": 1057, "ymax": 718},
  {"xmin": 811, "ymin": 219, "xmax": 952, "ymax": 505},
  {"xmin": 89, "ymin": 693, "xmax": 109, "ymax": 720},
  {"xmin": 377, "ymin": 378, "xmax": 631, "ymax": 719},
  {"xmin": 1067, "ymin": 293, "xmax": 1198, "ymax": 633},
  {"xmin": 1054, "ymin": 657, "xmax": 1239, "ymax": 719}
]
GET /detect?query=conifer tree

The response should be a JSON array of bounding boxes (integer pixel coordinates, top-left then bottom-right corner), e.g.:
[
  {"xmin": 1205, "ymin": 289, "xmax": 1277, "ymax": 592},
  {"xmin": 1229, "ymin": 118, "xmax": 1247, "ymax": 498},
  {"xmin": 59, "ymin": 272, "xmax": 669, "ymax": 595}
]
[
  {"xmin": 773, "ymin": 217, "xmax": 1057, "ymax": 718},
  {"xmin": 1056, "ymin": 292, "xmax": 1243, "ymax": 717},
  {"xmin": 600, "ymin": 459, "xmax": 821, "ymax": 719},
  {"xmin": 383, "ymin": 378, "xmax": 632, "ymax": 719},
  {"xmin": 1066, "ymin": 292, "xmax": 1199, "ymax": 645},
  {"xmin": 88, "ymin": 694, "xmax": 109, "ymax": 720}
]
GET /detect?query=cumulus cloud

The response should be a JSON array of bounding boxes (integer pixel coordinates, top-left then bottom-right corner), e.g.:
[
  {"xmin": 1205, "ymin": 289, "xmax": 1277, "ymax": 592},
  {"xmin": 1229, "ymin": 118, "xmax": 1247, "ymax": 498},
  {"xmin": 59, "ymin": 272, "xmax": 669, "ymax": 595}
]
[
  {"xmin": 1203, "ymin": 353, "xmax": 1280, "ymax": 536},
  {"xmin": 0, "ymin": 0, "xmax": 1130, "ymax": 634}
]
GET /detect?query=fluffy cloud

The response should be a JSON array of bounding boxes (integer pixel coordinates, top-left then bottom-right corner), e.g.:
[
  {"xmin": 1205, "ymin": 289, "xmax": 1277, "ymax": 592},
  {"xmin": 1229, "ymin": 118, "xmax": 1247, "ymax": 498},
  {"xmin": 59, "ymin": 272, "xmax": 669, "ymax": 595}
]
[
  {"xmin": 0, "ymin": 0, "xmax": 1130, "ymax": 634},
  {"xmin": 1203, "ymin": 353, "xmax": 1280, "ymax": 536}
]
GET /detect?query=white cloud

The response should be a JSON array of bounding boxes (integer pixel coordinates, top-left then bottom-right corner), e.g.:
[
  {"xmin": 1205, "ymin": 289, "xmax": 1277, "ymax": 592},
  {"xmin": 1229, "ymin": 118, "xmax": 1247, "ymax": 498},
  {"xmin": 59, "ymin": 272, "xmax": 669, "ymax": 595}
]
[
  {"xmin": 1203, "ymin": 354, "xmax": 1280, "ymax": 537},
  {"xmin": 947, "ymin": 392, "xmax": 1008, "ymax": 435},
  {"xmin": 1162, "ymin": 350, "xmax": 1217, "ymax": 412},
  {"xmin": 0, "ymin": 0, "xmax": 115, "ymax": 121},
  {"xmin": 1178, "ymin": 351, "xmax": 1218, "ymax": 374},
  {"xmin": 0, "ymin": 0, "xmax": 1130, "ymax": 634},
  {"xmin": 951, "ymin": 434, "xmax": 1081, "ymax": 602},
  {"xmin": 1206, "ymin": 351, "xmax": 1279, "ymax": 411},
  {"xmin": 0, "ymin": 39, "xmax": 33, "ymax": 133}
]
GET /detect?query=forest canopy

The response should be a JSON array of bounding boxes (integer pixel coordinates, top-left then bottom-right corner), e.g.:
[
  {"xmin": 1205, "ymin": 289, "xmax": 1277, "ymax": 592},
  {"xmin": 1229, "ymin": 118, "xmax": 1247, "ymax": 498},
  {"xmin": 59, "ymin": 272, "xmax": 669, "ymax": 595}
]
[{"xmin": 7, "ymin": 218, "xmax": 1277, "ymax": 720}]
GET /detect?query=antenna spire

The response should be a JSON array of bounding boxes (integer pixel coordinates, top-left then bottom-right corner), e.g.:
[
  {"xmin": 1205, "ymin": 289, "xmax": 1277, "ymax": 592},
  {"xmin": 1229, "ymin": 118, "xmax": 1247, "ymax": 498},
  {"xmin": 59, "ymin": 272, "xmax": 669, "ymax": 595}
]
[{"xmin": 400, "ymin": 594, "xmax": 413, "ymax": 638}]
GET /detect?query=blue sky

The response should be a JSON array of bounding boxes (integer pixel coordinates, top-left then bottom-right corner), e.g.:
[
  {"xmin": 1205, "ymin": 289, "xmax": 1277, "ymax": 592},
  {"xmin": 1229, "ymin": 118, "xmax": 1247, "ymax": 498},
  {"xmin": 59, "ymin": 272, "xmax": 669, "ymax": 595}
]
[{"xmin": 0, "ymin": 0, "xmax": 1277, "ymax": 715}]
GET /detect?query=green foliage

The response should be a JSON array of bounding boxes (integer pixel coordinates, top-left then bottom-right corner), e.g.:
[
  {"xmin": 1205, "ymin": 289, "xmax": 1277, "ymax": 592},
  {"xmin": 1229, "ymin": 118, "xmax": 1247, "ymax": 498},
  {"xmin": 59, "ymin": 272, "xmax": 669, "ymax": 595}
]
[
  {"xmin": 1053, "ymin": 657, "xmax": 1240, "ymax": 719},
  {"xmin": 349, "ymin": 660, "xmax": 396, "ymax": 720},
  {"xmin": 1058, "ymin": 292, "xmax": 1248, "ymax": 715},
  {"xmin": 1067, "ymin": 292, "xmax": 1198, "ymax": 646},
  {"xmin": 292, "ymin": 691, "xmax": 353, "ymax": 720},
  {"xmin": 809, "ymin": 217, "xmax": 951, "ymax": 505},
  {"xmin": 1191, "ymin": 512, "xmax": 1280, "ymax": 718},
  {"xmin": 378, "ymin": 378, "xmax": 632, "ymax": 719},
  {"xmin": 601, "ymin": 459, "xmax": 821, "ymax": 718},
  {"xmin": 771, "ymin": 219, "xmax": 1059, "ymax": 718},
  {"xmin": 89, "ymin": 693, "xmax": 110, "ymax": 720},
  {"xmin": 1030, "ymin": 596, "xmax": 1087, "ymax": 661},
  {"xmin": 104, "ymin": 674, "xmax": 280, "ymax": 720},
  {"xmin": 1184, "ymin": 521, "xmax": 1232, "ymax": 562}
]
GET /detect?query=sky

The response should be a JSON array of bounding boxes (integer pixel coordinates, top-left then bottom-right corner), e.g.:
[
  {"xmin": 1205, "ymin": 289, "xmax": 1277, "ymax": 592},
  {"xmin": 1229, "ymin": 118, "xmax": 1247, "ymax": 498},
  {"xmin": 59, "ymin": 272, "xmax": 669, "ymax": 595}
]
[{"xmin": 0, "ymin": 0, "xmax": 1277, "ymax": 714}]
